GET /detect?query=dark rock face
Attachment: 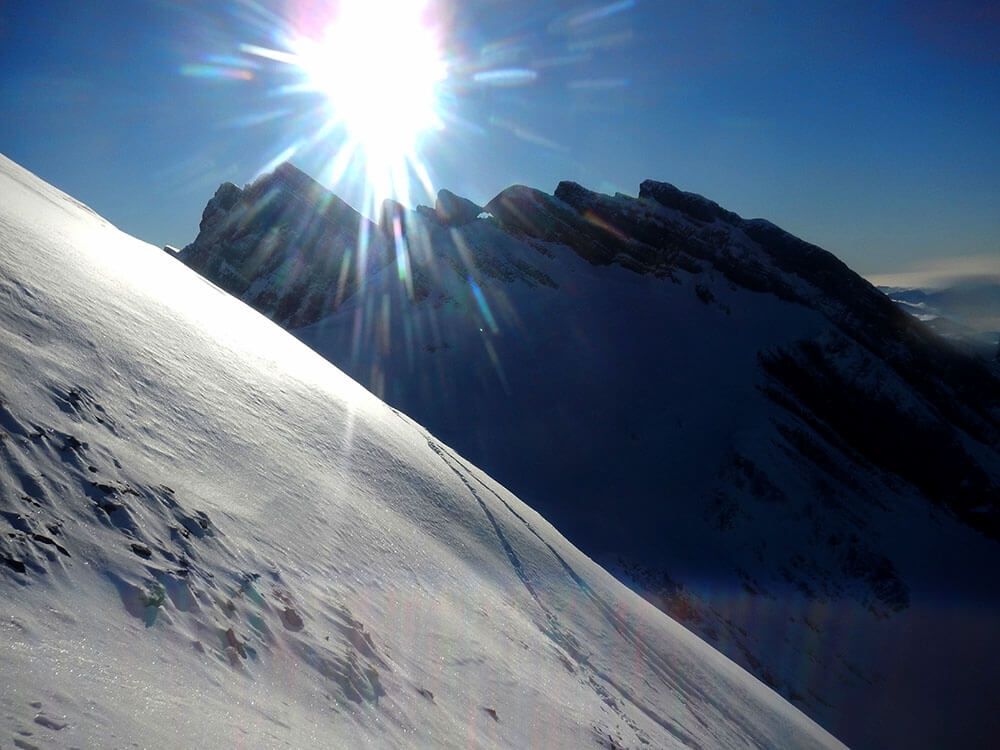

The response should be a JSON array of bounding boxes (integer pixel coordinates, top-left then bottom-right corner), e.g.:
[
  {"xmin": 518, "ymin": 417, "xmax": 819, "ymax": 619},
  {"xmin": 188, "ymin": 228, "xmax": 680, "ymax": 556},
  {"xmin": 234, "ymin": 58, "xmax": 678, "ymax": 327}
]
[
  {"xmin": 639, "ymin": 179, "xmax": 742, "ymax": 225},
  {"xmin": 760, "ymin": 337, "xmax": 1000, "ymax": 537},
  {"xmin": 486, "ymin": 184, "xmax": 640, "ymax": 268},
  {"xmin": 434, "ymin": 189, "xmax": 482, "ymax": 227},
  {"xmin": 379, "ymin": 198, "xmax": 408, "ymax": 239},
  {"xmin": 178, "ymin": 163, "xmax": 392, "ymax": 329},
  {"xmin": 201, "ymin": 181, "xmax": 243, "ymax": 233}
]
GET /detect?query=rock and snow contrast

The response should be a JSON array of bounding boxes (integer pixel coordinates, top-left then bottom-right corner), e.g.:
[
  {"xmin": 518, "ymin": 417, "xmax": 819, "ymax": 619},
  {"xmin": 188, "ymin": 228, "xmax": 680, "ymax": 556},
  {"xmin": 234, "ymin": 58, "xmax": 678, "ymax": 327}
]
[
  {"xmin": 176, "ymin": 163, "xmax": 1000, "ymax": 749},
  {"xmin": 0, "ymin": 157, "xmax": 849, "ymax": 747}
]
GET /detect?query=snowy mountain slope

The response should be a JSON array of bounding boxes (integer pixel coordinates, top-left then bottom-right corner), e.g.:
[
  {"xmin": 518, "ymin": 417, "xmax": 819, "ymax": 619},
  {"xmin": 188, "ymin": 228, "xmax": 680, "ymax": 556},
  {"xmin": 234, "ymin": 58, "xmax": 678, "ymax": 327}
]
[
  {"xmin": 0, "ymin": 156, "xmax": 846, "ymax": 748},
  {"xmin": 176, "ymin": 164, "xmax": 1000, "ymax": 749}
]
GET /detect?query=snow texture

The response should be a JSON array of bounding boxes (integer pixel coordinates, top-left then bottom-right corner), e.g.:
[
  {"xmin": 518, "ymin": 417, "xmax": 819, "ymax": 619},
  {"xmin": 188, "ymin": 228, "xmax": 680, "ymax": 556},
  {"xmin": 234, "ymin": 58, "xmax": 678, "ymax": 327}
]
[{"xmin": 0, "ymin": 156, "xmax": 844, "ymax": 748}]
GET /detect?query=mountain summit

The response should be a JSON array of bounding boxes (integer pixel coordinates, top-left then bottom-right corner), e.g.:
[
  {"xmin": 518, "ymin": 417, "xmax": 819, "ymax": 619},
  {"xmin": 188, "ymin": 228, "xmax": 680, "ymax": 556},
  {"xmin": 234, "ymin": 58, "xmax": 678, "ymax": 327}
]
[
  {"xmin": 180, "ymin": 163, "xmax": 392, "ymax": 328},
  {"xmin": 176, "ymin": 163, "xmax": 1000, "ymax": 749}
]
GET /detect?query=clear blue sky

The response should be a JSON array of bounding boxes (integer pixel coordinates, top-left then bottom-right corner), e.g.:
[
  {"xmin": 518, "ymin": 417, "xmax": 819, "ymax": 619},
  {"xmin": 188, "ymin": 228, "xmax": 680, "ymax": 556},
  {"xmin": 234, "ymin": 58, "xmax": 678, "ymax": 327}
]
[{"xmin": 2, "ymin": 0, "xmax": 998, "ymax": 276}]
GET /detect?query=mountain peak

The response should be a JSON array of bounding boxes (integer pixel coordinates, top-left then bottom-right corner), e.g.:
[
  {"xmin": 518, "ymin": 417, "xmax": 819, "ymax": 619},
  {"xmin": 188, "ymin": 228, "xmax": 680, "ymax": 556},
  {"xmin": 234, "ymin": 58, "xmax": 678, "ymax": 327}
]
[
  {"xmin": 178, "ymin": 162, "xmax": 388, "ymax": 328},
  {"xmin": 435, "ymin": 188, "xmax": 483, "ymax": 227}
]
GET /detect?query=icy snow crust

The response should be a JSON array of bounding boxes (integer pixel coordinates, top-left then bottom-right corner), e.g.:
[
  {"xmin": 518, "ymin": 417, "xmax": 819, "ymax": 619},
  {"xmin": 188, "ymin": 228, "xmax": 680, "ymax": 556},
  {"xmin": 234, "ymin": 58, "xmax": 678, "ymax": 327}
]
[{"xmin": 0, "ymin": 157, "xmax": 843, "ymax": 747}]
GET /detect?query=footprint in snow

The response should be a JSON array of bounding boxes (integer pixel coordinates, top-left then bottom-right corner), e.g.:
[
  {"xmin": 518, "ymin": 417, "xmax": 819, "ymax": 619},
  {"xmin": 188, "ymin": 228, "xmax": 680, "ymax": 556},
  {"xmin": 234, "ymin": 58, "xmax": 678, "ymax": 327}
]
[{"xmin": 33, "ymin": 713, "xmax": 68, "ymax": 730}]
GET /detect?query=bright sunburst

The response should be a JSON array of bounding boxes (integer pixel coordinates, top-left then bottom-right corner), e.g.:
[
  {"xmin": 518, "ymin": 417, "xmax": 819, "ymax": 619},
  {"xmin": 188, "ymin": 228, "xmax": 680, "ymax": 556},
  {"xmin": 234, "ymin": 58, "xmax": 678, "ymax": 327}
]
[
  {"xmin": 296, "ymin": 0, "xmax": 446, "ymax": 153},
  {"xmin": 241, "ymin": 0, "xmax": 448, "ymax": 210}
]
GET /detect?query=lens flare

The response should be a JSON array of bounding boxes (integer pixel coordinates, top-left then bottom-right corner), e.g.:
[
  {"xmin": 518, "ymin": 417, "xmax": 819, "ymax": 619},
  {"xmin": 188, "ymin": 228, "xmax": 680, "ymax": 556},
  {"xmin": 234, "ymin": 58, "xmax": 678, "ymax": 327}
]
[
  {"xmin": 296, "ymin": 0, "xmax": 445, "ymax": 151},
  {"xmin": 232, "ymin": 0, "xmax": 448, "ymax": 212}
]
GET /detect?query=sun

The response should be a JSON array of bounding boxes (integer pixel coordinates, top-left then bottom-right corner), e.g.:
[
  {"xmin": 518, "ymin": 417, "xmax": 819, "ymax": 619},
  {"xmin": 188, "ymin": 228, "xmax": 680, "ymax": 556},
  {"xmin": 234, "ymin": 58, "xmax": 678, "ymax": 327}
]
[{"xmin": 291, "ymin": 0, "xmax": 447, "ymax": 203}]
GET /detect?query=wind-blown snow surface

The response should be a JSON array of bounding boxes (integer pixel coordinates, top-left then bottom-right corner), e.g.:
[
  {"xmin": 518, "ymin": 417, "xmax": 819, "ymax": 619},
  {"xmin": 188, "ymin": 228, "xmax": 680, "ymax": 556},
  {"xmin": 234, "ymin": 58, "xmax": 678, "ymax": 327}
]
[{"xmin": 0, "ymin": 158, "xmax": 844, "ymax": 748}]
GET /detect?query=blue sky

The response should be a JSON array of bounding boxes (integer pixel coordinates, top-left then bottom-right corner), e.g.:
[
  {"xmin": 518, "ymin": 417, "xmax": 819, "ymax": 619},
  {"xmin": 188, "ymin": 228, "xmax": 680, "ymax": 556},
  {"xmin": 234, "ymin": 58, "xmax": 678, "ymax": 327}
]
[{"xmin": 1, "ymin": 0, "xmax": 998, "ymax": 276}]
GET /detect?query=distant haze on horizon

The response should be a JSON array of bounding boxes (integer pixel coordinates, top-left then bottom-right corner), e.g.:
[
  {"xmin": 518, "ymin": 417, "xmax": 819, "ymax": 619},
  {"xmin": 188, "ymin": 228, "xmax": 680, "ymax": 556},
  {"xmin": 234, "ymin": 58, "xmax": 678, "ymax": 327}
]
[
  {"xmin": 1, "ymin": 0, "xmax": 998, "ymax": 278},
  {"xmin": 866, "ymin": 254, "xmax": 1000, "ymax": 289}
]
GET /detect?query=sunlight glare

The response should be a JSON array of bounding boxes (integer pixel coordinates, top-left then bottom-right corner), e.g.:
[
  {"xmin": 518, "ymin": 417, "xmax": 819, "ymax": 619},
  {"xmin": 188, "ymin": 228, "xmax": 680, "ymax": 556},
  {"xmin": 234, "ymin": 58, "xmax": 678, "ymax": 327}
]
[{"xmin": 292, "ymin": 0, "xmax": 446, "ymax": 204}]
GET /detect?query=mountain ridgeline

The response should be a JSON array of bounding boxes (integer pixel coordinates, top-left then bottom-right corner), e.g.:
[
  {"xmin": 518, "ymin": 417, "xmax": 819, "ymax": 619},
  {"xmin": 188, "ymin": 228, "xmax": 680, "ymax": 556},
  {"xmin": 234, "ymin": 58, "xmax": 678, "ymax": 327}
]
[{"xmin": 178, "ymin": 163, "xmax": 1000, "ymax": 749}]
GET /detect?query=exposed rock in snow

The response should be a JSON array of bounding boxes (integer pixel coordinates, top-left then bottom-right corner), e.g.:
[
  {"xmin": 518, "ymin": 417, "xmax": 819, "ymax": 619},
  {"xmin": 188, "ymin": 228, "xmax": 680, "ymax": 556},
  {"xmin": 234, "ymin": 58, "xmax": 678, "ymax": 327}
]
[{"xmin": 178, "ymin": 162, "xmax": 392, "ymax": 329}]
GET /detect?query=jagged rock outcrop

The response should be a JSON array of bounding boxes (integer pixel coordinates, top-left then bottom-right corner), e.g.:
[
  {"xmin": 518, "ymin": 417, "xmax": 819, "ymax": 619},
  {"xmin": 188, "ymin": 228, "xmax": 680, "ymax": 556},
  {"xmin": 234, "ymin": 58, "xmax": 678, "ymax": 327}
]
[
  {"xmin": 379, "ymin": 198, "xmax": 408, "ymax": 239},
  {"xmin": 435, "ymin": 189, "xmax": 483, "ymax": 227},
  {"xmin": 638, "ymin": 179, "xmax": 742, "ymax": 225},
  {"xmin": 179, "ymin": 163, "xmax": 391, "ymax": 328}
]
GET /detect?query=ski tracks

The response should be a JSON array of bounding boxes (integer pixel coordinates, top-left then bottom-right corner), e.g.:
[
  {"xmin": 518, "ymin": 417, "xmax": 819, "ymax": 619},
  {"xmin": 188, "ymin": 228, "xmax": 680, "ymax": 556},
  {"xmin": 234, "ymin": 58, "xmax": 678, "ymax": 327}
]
[{"xmin": 425, "ymin": 436, "xmax": 702, "ymax": 749}]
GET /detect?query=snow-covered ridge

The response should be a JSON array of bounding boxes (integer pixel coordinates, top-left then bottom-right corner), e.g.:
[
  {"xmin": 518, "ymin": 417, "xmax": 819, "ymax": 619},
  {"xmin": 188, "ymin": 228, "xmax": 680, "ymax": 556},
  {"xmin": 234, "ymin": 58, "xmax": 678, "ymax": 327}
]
[
  {"xmin": 175, "ymin": 162, "xmax": 1000, "ymax": 749},
  {"xmin": 0, "ymin": 156, "xmax": 844, "ymax": 748}
]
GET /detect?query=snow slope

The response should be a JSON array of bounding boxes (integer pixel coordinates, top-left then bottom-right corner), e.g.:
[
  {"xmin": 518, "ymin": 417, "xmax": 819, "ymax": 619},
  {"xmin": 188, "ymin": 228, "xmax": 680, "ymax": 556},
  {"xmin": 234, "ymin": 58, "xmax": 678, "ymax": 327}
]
[
  {"xmin": 176, "ymin": 165, "xmax": 1000, "ymax": 749},
  {"xmin": 0, "ymin": 157, "xmax": 845, "ymax": 748}
]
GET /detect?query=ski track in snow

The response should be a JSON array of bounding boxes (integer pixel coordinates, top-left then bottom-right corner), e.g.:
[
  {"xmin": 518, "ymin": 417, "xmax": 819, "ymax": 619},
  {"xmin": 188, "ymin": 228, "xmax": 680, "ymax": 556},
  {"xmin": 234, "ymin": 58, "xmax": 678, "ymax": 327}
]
[
  {"xmin": 426, "ymin": 435, "xmax": 681, "ymax": 749},
  {"xmin": 432, "ymin": 434, "xmax": 776, "ymax": 750}
]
